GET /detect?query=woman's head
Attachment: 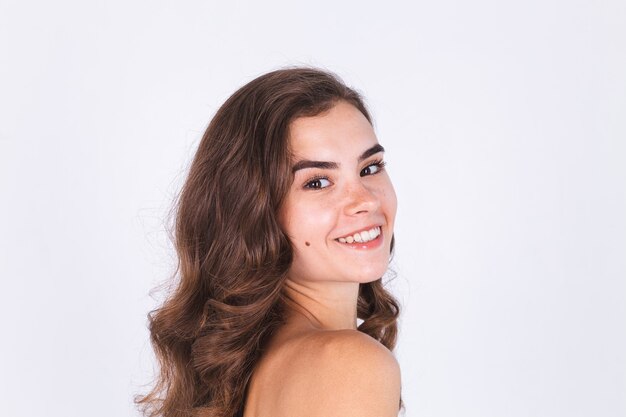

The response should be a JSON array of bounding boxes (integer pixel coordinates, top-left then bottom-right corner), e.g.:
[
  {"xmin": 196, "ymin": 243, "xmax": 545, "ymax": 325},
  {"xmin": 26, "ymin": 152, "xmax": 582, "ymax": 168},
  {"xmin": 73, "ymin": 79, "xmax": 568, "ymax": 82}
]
[
  {"xmin": 179, "ymin": 68, "xmax": 389, "ymax": 281},
  {"xmin": 181, "ymin": 67, "xmax": 396, "ymax": 285},
  {"xmin": 137, "ymin": 67, "xmax": 401, "ymax": 417}
]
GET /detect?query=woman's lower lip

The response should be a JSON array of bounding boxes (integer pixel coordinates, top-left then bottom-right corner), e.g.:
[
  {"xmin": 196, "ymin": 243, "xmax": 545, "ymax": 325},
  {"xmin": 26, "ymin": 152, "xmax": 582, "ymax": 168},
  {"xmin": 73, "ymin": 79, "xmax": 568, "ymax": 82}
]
[{"xmin": 335, "ymin": 232, "xmax": 383, "ymax": 249}]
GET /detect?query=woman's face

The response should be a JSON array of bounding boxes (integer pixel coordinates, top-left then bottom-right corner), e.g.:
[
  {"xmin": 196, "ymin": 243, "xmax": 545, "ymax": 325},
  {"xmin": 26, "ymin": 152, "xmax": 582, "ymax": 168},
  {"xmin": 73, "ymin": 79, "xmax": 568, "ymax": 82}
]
[{"xmin": 279, "ymin": 100, "xmax": 397, "ymax": 285}]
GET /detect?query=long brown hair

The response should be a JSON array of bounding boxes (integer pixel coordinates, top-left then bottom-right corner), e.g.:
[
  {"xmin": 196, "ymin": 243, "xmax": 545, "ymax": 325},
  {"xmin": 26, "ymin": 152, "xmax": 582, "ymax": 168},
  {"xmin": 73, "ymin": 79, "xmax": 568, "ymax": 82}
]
[{"xmin": 136, "ymin": 67, "xmax": 403, "ymax": 417}]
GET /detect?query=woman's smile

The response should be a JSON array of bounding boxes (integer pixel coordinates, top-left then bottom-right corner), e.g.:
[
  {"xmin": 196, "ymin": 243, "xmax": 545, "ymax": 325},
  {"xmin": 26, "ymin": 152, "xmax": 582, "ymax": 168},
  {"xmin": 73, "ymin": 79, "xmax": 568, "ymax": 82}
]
[{"xmin": 333, "ymin": 224, "xmax": 384, "ymax": 249}]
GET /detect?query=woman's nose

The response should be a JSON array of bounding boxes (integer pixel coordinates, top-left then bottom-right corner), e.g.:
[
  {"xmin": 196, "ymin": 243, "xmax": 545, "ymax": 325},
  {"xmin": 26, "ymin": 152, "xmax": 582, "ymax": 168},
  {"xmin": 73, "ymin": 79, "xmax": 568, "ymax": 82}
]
[{"xmin": 343, "ymin": 181, "xmax": 381, "ymax": 216}]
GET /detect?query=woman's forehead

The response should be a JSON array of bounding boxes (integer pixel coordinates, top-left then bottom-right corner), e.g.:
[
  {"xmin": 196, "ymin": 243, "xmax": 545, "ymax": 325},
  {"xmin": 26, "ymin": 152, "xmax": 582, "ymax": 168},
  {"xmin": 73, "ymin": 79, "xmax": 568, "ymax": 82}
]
[{"xmin": 287, "ymin": 102, "xmax": 378, "ymax": 161}]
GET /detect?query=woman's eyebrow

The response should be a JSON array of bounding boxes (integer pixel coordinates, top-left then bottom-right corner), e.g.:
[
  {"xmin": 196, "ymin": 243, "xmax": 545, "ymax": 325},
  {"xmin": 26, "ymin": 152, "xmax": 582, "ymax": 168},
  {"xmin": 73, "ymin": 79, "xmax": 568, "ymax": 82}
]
[
  {"xmin": 358, "ymin": 143, "xmax": 385, "ymax": 162},
  {"xmin": 291, "ymin": 144, "xmax": 385, "ymax": 173}
]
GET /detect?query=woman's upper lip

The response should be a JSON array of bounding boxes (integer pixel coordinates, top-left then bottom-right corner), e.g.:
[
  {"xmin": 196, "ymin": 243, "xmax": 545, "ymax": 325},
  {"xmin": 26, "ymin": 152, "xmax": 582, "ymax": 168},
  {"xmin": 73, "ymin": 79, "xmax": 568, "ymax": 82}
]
[{"xmin": 334, "ymin": 224, "xmax": 382, "ymax": 240}]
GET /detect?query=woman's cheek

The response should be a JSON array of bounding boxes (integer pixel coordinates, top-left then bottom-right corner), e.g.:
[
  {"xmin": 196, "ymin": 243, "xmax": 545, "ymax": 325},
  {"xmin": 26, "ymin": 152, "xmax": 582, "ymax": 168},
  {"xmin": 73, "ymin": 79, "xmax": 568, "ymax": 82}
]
[{"xmin": 296, "ymin": 199, "xmax": 335, "ymax": 241}]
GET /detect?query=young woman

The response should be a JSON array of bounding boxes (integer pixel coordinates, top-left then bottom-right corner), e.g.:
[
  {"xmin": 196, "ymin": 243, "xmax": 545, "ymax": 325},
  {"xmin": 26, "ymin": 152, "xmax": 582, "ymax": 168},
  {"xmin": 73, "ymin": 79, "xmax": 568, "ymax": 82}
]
[{"xmin": 136, "ymin": 67, "xmax": 403, "ymax": 417}]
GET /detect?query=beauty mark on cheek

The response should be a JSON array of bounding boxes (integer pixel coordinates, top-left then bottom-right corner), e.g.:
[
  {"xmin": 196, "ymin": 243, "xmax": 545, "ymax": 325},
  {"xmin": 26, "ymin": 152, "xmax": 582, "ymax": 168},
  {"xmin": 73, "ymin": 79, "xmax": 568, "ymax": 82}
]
[{"xmin": 305, "ymin": 241, "xmax": 311, "ymax": 246}]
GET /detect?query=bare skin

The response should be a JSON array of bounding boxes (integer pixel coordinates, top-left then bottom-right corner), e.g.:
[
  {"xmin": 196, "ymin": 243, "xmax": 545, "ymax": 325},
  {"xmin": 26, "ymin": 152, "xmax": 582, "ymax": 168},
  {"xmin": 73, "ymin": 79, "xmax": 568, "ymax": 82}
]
[
  {"xmin": 242, "ymin": 308, "xmax": 401, "ymax": 417},
  {"xmin": 243, "ymin": 101, "xmax": 400, "ymax": 417}
]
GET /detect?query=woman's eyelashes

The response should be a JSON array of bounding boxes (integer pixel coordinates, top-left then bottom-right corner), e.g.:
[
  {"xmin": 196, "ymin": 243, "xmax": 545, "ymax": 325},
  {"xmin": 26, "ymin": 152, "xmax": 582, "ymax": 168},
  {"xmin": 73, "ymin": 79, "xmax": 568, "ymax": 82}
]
[
  {"xmin": 304, "ymin": 176, "xmax": 331, "ymax": 189},
  {"xmin": 360, "ymin": 159, "xmax": 386, "ymax": 177},
  {"xmin": 302, "ymin": 159, "xmax": 387, "ymax": 190}
]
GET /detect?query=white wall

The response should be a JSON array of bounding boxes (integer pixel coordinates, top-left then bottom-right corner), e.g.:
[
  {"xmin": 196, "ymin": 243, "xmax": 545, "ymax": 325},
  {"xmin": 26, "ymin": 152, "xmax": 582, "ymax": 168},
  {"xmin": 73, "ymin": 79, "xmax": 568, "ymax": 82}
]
[{"xmin": 1, "ymin": 1, "xmax": 624, "ymax": 416}]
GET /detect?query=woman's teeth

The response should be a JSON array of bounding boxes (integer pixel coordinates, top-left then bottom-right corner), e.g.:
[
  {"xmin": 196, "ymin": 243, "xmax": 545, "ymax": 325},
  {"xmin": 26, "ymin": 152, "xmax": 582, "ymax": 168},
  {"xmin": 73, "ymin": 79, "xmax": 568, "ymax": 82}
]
[{"xmin": 337, "ymin": 226, "xmax": 381, "ymax": 244}]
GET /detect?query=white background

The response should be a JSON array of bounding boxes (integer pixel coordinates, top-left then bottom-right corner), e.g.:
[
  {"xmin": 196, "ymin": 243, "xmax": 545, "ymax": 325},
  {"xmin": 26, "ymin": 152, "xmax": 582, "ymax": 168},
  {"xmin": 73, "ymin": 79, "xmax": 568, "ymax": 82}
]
[{"xmin": 1, "ymin": 1, "xmax": 625, "ymax": 416}]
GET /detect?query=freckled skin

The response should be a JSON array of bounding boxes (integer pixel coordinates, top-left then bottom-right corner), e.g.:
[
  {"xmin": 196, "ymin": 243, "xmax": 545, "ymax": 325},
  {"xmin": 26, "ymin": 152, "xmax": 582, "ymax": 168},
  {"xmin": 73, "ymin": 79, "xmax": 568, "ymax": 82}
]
[{"xmin": 278, "ymin": 101, "xmax": 397, "ymax": 285}]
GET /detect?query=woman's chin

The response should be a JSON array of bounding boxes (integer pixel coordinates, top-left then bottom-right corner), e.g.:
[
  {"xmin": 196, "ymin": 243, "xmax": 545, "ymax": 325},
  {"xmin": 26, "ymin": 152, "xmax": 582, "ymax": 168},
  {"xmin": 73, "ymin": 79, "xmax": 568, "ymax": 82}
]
[{"xmin": 347, "ymin": 265, "xmax": 391, "ymax": 284}]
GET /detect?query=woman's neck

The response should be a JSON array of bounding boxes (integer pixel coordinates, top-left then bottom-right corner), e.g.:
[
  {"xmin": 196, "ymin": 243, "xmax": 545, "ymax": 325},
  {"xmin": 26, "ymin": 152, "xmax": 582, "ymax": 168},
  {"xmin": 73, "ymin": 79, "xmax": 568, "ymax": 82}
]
[{"xmin": 281, "ymin": 277, "xmax": 359, "ymax": 331}]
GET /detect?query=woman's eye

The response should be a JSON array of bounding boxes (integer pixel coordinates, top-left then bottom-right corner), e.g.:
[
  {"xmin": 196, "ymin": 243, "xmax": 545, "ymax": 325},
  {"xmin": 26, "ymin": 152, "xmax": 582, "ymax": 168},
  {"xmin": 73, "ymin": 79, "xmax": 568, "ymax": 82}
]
[
  {"xmin": 304, "ymin": 177, "xmax": 331, "ymax": 189},
  {"xmin": 361, "ymin": 160, "xmax": 386, "ymax": 176}
]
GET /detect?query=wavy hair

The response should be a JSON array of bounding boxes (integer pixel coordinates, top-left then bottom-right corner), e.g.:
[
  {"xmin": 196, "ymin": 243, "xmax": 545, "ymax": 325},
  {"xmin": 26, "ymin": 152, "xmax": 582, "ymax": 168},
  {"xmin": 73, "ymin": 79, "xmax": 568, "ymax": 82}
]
[{"xmin": 135, "ymin": 67, "xmax": 403, "ymax": 417}]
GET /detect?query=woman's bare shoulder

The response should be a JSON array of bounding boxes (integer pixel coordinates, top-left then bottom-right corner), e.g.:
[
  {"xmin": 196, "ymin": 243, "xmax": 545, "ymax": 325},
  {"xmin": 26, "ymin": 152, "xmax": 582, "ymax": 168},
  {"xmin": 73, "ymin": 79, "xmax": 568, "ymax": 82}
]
[
  {"xmin": 301, "ymin": 329, "xmax": 399, "ymax": 369},
  {"xmin": 279, "ymin": 329, "xmax": 401, "ymax": 417}
]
